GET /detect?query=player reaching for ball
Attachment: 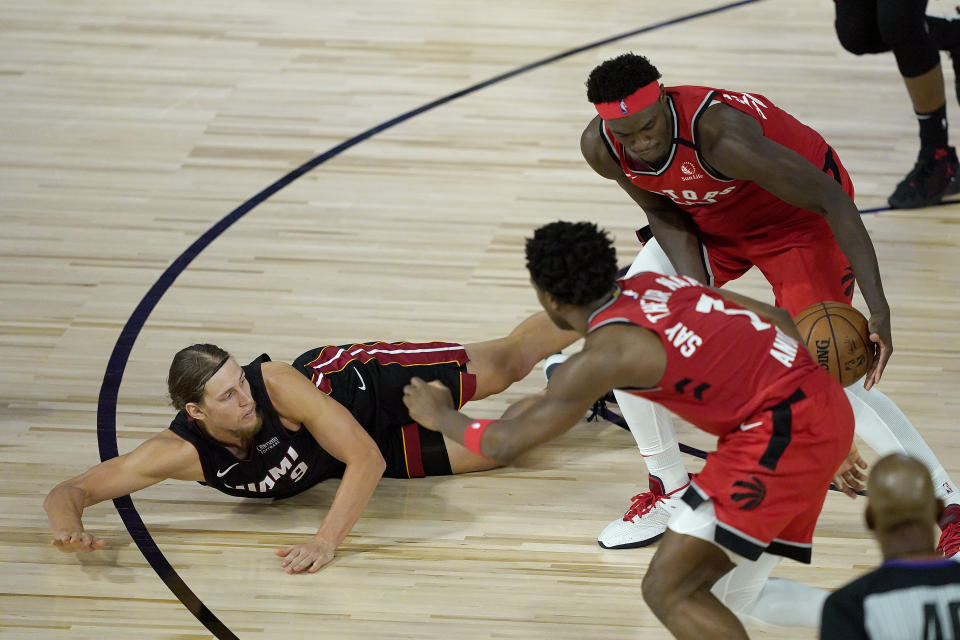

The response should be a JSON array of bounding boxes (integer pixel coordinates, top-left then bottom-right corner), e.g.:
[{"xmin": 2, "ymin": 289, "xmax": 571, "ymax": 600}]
[
  {"xmin": 571, "ymin": 52, "xmax": 960, "ymax": 556},
  {"xmin": 792, "ymin": 301, "xmax": 876, "ymax": 388},
  {"xmin": 404, "ymin": 221, "xmax": 860, "ymax": 637}
]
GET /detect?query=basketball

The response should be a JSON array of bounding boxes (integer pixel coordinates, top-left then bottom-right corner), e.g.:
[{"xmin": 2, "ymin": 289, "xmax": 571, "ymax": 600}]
[{"xmin": 793, "ymin": 302, "xmax": 876, "ymax": 387}]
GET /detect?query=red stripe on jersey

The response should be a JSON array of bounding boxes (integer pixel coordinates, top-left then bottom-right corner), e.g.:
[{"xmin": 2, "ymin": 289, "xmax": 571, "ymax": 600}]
[
  {"xmin": 401, "ymin": 423, "xmax": 425, "ymax": 478},
  {"xmin": 301, "ymin": 341, "xmax": 469, "ymax": 393},
  {"xmin": 459, "ymin": 372, "xmax": 477, "ymax": 408}
]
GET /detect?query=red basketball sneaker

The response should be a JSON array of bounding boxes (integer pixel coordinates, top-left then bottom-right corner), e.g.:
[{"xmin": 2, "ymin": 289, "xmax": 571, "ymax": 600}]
[
  {"xmin": 888, "ymin": 146, "xmax": 960, "ymax": 209},
  {"xmin": 937, "ymin": 504, "xmax": 960, "ymax": 559}
]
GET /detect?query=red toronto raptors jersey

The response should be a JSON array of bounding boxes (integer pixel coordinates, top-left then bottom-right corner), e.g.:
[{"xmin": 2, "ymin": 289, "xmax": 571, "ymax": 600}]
[
  {"xmin": 588, "ymin": 272, "xmax": 836, "ymax": 436},
  {"xmin": 601, "ymin": 85, "xmax": 847, "ymax": 239}
]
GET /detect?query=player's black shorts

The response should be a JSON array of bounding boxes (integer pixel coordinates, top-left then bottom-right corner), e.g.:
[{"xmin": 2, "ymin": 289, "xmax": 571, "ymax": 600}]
[{"xmin": 292, "ymin": 341, "xmax": 478, "ymax": 478}]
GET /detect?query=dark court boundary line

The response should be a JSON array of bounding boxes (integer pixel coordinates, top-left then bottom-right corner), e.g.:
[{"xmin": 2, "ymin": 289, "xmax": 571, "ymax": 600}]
[
  {"xmin": 94, "ymin": 2, "xmax": 790, "ymax": 637},
  {"xmin": 860, "ymin": 197, "xmax": 960, "ymax": 214}
]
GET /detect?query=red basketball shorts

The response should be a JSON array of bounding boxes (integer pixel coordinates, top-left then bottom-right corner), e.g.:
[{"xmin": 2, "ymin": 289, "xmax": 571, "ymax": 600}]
[
  {"xmin": 704, "ymin": 147, "xmax": 857, "ymax": 317},
  {"xmin": 682, "ymin": 379, "xmax": 854, "ymax": 563},
  {"xmin": 705, "ymin": 221, "xmax": 855, "ymax": 317}
]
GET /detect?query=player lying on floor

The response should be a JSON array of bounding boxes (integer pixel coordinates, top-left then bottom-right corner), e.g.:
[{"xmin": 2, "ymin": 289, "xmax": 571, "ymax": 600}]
[{"xmin": 44, "ymin": 311, "xmax": 577, "ymax": 574}]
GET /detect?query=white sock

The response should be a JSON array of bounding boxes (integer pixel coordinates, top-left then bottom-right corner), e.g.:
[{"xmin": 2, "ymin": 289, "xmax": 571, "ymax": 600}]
[
  {"xmin": 712, "ymin": 553, "xmax": 827, "ymax": 628},
  {"xmin": 613, "ymin": 388, "xmax": 690, "ymax": 493},
  {"xmin": 610, "ymin": 239, "xmax": 690, "ymax": 494},
  {"xmin": 845, "ymin": 384, "xmax": 960, "ymax": 506}
]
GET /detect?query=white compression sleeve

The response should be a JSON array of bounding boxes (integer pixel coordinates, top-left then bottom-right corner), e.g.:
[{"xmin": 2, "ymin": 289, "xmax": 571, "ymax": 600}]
[
  {"xmin": 616, "ymin": 239, "xmax": 690, "ymax": 492},
  {"xmin": 613, "ymin": 388, "xmax": 690, "ymax": 492},
  {"xmin": 712, "ymin": 553, "xmax": 828, "ymax": 628},
  {"xmin": 845, "ymin": 383, "xmax": 960, "ymax": 506}
]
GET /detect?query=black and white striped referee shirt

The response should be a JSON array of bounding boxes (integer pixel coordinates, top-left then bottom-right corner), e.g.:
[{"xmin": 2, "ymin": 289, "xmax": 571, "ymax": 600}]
[{"xmin": 820, "ymin": 558, "xmax": 960, "ymax": 639}]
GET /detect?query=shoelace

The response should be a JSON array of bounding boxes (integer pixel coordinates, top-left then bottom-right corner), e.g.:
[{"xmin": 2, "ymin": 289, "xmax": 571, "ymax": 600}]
[
  {"xmin": 623, "ymin": 491, "xmax": 664, "ymax": 522},
  {"xmin": 938, "ymin": 520, "xmax": 960, "ymax": 557}
]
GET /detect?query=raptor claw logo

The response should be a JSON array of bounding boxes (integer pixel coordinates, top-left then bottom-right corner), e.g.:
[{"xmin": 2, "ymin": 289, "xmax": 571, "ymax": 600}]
[{"xmin": 731, "ymin": 475, "xmax": 767, "ymax": 511}]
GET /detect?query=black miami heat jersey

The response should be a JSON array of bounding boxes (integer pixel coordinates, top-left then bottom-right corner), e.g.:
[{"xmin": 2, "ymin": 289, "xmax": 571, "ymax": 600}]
[
  {"xmin": 169, "ymin": 343, "xmax": 476, "ymax": 496},
  {"xmin": 168, "ymin": 354, "xmax": 344, "ymax": 499}
]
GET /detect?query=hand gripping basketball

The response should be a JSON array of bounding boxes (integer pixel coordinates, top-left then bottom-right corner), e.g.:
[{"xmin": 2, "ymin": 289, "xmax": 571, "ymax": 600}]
[{"xmin": 793, "ymin": 302, "xmax": 878, "ymax": 387}]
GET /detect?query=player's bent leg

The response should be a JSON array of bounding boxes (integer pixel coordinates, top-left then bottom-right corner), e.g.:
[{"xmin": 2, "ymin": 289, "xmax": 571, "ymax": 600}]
[
  {"xmin": 465, "ymin": 311, "xmax": 579, "ymax": 401},
  {"xmin": 666, "ymin": 496, "xmax": 829, "ymax": 630},
  {"xmin": 598, "ymin": 390, "xmax": 688, "ymax": 549},
  {"xmin": 713, "ymin": 553, "xmax": 829, "ymax": 628},
  {"xmin": 883, "ymin": 2, "xmax": 959, "ymax": 208},
  {"xmin": 642, "ymin": 528, "xmax": 745, "ymax": 640},
  {"xmin": 624, "ymin": 235, "xmax": 678, "ymax": 278},
  {"xmin": 594, "ymin": 238, "xmax": 691, "ymax": 548},
  {"xmin": 443, "ymin": 435, "xmax": 499, "ymax": 474},
  {"xmin": 845, "ymin": 383, "xmax": 960, "ymax": 557}
]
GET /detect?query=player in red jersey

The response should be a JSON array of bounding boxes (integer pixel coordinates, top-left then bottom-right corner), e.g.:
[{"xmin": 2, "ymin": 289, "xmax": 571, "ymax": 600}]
[
  {"xmin": 403, "ymin": 221, "xmax": 852, "ymax": 637},
  {"xmin": 575, "ymin": 53, "xmax": 960, "ymax": 555}
]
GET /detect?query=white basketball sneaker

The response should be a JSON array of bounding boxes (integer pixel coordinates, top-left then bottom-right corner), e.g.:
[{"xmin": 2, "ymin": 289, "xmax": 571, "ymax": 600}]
[
  {"xmin": 598, "ymin": 477, "xmax": 689, "ymax": 549},
  {"xmin": 543, "ymin": 352, "xmax": 569, "ymax": 382}
]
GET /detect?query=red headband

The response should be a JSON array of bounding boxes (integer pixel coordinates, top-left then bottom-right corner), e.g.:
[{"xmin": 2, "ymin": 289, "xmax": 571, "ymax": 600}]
[{"xmin": 594, "ymin": 82, "xmax": 661, "ymax": 120}]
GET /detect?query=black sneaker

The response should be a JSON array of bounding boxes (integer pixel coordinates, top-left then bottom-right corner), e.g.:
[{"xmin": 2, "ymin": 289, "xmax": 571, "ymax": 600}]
[{"xmin": 888, "ymin": 146, "xmax": 960, "ymax": 209}]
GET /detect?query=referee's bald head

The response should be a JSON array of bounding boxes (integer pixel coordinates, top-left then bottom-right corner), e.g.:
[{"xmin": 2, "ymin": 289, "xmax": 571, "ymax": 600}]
[{"xmin": 866, "ymin": 453, "xmax": 938, "ymax": 533}]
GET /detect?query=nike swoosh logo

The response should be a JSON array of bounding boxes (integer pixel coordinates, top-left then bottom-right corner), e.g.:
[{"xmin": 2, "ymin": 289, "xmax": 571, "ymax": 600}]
[
  {"xmin": 216, "ymin": 462, "xmax": 240, "ymax": 478},
  {"xmin": 354, "ymin": 367, "xmax": 366, "ymax": 391},
  {"xmin": 739, "ymin": 421, "xmax": 763, "ymax": 432}
]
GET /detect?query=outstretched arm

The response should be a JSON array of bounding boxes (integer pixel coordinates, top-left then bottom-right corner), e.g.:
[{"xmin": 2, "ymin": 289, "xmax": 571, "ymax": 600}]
[
  {"xmin": 264, "ymin": 362, "xmax": 386, "ymax": 574},
  {"xmin": 403, "ymin": 325, "xmax": 665, "ymax": 464},
  {"xmin": 43, "ymin": 433, "xmax": 202, "ymax": 553},
  {"xmin": 697, "ymin": 104, "xmax": 891, "ymax": 389}
]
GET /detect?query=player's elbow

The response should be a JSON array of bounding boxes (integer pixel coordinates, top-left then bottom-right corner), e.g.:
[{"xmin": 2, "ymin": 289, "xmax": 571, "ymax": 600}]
[
  {"xmin": 342, "ymin": 443, "xmax": 386, "ymax": 481},
  {"xmin": 367, "ymin": 447, "xmax": 387, "ymax": 477},
  {"xmin": 479, "ymin": 428, "xmax": 524, "ymax": 466}
]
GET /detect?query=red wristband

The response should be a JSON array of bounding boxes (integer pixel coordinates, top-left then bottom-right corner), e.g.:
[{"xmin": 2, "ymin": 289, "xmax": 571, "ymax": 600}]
[{"xmin": 463, "ymin": 419, "xmax": 494, "ymax": 456}]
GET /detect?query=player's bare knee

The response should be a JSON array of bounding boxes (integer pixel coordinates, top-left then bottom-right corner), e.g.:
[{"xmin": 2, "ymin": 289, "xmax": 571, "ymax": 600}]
[
  {"xmin": 641, "ymin": 567, "xmax": 677, "ymax": 619},
  {"xmin": 503, "ymin": 354, "xmax": 535, "ymax": 385},
  {"xmin": 488, "ymin": 346, "xmax": 535, "ymax": 389}
]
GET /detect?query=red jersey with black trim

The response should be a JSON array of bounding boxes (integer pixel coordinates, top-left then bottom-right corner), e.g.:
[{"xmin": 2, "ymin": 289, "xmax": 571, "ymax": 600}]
[
  {"xmin": 600, "ymin": 85, "xmax": 847, "ymax": 240},
  {"xmin": 587, "ymin": 272, "xmax": 836, "ymax": 436}
]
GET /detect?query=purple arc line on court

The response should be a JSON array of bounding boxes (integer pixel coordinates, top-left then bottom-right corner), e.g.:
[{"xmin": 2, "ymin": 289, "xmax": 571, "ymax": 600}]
[{"xmin": 93, "ymin": 2, "xmax": 817, "ymax": 637}]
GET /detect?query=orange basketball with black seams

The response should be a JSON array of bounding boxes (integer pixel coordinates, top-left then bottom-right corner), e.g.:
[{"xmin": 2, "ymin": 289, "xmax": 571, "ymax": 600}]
[{"xmin": 793, "ymin": 301, "xmax": 875, "ymax": 387}]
